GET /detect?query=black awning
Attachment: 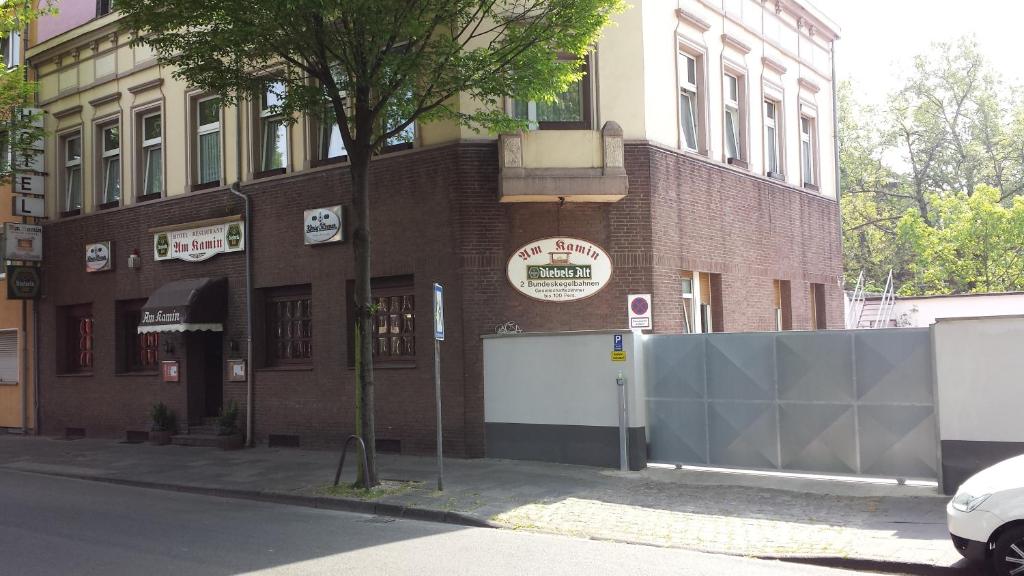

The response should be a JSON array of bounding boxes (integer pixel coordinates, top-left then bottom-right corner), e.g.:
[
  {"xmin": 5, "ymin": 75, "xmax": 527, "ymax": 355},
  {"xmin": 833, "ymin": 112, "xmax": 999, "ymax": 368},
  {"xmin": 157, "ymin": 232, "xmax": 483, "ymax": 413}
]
[{"xmin": 138, "ymin": 277, "xmax": 227, "ymax": 334}]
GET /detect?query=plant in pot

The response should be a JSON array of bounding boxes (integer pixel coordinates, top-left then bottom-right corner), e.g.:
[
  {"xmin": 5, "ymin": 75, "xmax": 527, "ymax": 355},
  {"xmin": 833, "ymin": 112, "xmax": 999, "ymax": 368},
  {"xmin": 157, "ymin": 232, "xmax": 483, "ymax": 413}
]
[
  {"xmin": 149, "ymin": 402, "xmax": 177, "ymax": 445},
  {"xmin": 217, "ymin": 401, "xmax": 243, "ymax": 450}
]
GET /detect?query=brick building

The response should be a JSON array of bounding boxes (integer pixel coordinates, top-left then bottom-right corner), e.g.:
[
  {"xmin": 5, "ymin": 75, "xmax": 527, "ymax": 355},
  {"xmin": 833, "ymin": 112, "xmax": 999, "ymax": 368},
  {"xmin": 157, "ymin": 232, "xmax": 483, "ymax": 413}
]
[{"xmin": 27, "ymin": 0, "xmax": 841, "ymax": 455}]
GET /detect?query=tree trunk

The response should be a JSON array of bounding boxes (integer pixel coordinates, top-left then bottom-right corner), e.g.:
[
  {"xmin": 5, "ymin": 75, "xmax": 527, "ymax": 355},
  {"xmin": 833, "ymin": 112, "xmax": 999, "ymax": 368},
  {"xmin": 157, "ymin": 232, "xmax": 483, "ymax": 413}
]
[{"xmin": 350, "ymin": 154, "xmax": 378, "ymax": 487}]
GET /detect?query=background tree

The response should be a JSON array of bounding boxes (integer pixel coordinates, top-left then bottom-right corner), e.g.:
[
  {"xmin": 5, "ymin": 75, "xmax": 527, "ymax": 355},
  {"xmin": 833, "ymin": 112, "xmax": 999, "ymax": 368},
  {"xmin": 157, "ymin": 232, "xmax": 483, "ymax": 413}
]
[
  {"xmin": 116, "ymin": 0, "xmax": 625, "ymax": 486},
  {"xmin": 898, "ymin": 186, "xmax": 1024, "ymax": 294},
  {"xmin": 841, "ymin": 37, "xmax": 1024, "ymax": 294}
]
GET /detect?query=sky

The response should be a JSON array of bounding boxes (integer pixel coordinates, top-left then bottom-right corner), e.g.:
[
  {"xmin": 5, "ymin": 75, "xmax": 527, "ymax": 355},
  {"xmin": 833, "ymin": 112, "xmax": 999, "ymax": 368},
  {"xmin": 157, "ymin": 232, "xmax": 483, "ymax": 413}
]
[{"xmin": 810, "ymin": 0, "xmax": 1024, "ymax": 105}]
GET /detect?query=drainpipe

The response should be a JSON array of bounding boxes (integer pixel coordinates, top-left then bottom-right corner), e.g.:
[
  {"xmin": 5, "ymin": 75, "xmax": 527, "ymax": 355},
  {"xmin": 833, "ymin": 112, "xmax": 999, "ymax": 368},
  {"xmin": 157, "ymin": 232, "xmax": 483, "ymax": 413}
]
[
  {"xmin": 228, "ymin": 98, "xmax": 254, "ymax": 447},
  {"xmin": 831, "ymin": 40, "xmax": 842, "ymax": 272}
]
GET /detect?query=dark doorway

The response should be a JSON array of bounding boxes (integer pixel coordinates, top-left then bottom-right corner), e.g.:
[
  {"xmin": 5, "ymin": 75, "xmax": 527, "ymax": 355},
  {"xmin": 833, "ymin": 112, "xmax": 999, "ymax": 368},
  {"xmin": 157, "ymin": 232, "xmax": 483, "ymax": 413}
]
[{"xmin": 187, "ymin": 331, "xmax": 223, "ymax": 424}]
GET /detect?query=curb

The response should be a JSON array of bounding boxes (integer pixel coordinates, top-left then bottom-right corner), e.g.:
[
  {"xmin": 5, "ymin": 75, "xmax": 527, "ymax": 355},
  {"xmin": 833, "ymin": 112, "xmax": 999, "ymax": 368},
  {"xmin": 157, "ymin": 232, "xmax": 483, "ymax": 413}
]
[
  {"xmin": 4, "ymin": 467, "xmax": 496, "ymax": 529},
  {"xmin": 776, "ymin": 556, "xmax": 969, "ymax": 576}
]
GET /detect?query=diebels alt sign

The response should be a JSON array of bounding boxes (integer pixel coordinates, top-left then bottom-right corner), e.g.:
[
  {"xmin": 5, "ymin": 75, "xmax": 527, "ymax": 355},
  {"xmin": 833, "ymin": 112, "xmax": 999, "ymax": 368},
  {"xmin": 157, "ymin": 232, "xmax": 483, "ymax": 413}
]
[
  {"xmin": 6, "ymin": 266, "xmax": 41, "ymax": 300},
  {"xmin": 154, "ymin": 221, "xmax": 245, "ymax": 262},
  {"xmin": 303, "ymin": 206, "xmax": 344, "ymax": 245},
  {"xmin": 507, "ymin": 237, "xmax": 612, "ymax": 302}
]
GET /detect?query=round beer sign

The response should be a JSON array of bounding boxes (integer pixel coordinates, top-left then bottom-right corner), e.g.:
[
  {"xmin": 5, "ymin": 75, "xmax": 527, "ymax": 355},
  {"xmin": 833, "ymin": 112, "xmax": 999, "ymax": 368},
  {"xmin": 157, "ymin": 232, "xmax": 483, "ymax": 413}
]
[{"xmin": 507, "ymin": 237, "xmax": 612, "ymax": 302}]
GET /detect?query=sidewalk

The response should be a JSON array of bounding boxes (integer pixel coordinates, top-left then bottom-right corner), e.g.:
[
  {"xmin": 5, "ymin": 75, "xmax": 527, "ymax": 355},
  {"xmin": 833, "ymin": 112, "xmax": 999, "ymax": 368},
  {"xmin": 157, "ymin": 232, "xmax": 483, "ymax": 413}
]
[{"xmin": 0, "ymin": 435, "xmax": 968, "ymax": 573}]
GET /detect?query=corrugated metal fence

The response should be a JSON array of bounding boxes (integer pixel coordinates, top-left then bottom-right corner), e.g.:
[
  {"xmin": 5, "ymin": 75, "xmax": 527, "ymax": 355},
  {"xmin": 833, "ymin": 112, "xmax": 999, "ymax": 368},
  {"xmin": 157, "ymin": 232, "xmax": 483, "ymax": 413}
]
[{"xmin": 645, "ymin": 329, "xmax": 938, "ymax": 479}]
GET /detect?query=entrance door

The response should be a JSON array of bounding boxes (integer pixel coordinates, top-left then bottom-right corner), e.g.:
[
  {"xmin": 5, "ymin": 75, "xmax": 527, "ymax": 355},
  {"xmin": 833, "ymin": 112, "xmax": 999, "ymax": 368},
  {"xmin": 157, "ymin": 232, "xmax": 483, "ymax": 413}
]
[{"xmin": 187, "ymin": 331, "xmax": 223, "ymax": 424}]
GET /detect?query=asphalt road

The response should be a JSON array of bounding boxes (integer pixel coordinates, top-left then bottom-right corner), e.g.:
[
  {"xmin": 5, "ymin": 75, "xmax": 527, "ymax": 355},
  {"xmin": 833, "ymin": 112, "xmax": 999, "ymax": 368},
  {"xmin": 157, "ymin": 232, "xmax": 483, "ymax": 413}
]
[{"xmin": 0, "ymin": 469, "xmax": 944, "ymax": 576}]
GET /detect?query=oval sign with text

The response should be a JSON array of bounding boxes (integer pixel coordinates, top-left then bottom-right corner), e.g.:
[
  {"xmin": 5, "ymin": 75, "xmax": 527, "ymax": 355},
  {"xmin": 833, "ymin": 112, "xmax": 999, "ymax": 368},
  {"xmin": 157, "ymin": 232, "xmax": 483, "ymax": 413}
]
[{"xmin": 507, "ymin": 237, "xmax": 612, "ymax": 302}]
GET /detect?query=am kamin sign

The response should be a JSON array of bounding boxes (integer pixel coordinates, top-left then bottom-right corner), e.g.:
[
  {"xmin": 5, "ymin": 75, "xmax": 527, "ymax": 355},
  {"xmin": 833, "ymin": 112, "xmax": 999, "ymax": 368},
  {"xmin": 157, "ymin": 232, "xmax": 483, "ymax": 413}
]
[
  {"xmin": 507, "ymin": 237, "xmax": 612, "ymax": 302},
  {"xmin": 153, "ymin": 221, "xmax": 244, "ymax": 262}
]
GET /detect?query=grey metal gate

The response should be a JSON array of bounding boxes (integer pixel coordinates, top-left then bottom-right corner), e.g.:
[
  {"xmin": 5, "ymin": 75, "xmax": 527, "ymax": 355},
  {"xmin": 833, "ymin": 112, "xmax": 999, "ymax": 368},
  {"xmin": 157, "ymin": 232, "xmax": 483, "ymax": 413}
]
[{"xmin": 645, "ymin": 329, "xmax": 938, "ymax": 479}]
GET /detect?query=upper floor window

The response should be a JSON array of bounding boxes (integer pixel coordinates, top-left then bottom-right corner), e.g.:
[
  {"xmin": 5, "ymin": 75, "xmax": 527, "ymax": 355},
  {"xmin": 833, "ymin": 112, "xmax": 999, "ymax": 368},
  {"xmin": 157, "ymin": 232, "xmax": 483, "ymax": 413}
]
[
  {"xmin": 196, "ymin": 96, "xmax": 221, "ymax": 187},
  {"xmin": 62, "ymin": 132, "xmax": 82, "ymax": 214},
  {"xmin": 724, "ymin": 73, "xmax": 746, "ymax": 165},
  {"xmin": 1, "ymin": 31, "xmax": 20, "ymax": 69},
  {"xmin": 99, "ymin": 124, "xmax": 120, "ymax": 206},
  {"xmin": 679, "ymin": 54, "xmax": 699, "ymax": 151},
  {"xmin": 140, "ymin": 112, "xmax": 163, "ymax": 198},
  {"xmin": 259, "ymin": 81, "xmax": 288, "ymax": 174},
  {"xmin": 764, "ymin": 99, "xmax": 782, "ymax": 178},
  {"xmin": 97, "ymin": 0, "xmax": 116, "ymax": 16},
  {"xmin": 511, "ymin": 57, "xmax": 591, "ymax": 130},
  {"xmin": 800, "ymin": 115, "xmax": 817, "ymax": 188},
  {"xmin": 318, "ymin": 112, "xmax": 347, "ymax": 163}
]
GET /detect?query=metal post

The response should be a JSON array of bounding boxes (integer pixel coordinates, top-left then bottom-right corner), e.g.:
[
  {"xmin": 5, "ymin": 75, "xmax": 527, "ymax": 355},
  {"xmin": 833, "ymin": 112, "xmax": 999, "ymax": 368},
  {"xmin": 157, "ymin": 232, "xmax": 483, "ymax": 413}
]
[
  {"xmin": 434, "ymin": 337, "xmax": 444, "ymax": 491},
  {"xmin": 617, "ymin": 371, "xmax": 628, "ymax": 472}
]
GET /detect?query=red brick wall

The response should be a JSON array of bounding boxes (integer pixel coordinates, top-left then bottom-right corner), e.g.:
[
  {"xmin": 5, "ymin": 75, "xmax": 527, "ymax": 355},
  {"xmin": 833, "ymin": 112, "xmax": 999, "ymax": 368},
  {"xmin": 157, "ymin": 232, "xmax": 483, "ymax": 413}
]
[{"xmin": 37, "ymin": 140, "xmax": 843, "ymax": 455}]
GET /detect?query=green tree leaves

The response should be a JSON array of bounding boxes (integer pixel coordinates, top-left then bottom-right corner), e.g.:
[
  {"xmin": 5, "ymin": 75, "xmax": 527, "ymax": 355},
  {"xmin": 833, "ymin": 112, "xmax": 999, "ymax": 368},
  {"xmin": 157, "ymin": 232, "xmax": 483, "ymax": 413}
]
[{"xmin": 842, "ymin": 38, "xmax": 1024, "ymax": 294}]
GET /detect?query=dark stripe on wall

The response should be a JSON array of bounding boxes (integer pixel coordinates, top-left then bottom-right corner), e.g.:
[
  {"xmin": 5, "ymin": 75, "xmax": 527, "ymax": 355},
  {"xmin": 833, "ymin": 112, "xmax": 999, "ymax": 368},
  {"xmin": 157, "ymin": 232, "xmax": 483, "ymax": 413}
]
[
  {"xmin": 485, "ymin": 422, "xmax": 647, "ymax": 471},
  {"xmin": 942, "ymin": 440, "xmax": 1024, "ymax": 495}
]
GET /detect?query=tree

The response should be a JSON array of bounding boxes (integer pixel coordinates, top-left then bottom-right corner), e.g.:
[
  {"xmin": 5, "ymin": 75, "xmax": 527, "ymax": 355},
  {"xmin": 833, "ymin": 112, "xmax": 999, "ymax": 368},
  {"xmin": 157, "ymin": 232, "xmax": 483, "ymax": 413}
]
[
  {"xmin": 116, "ymin": 0, "xmax": 625, "ymax": 486},
  {"xmin": 897, "ymin": 185, "xmax": 1024, "ymax": 294},
  {"xmin": 841, "ymin": 37, "xmax": 1024, "ymax": 294}
]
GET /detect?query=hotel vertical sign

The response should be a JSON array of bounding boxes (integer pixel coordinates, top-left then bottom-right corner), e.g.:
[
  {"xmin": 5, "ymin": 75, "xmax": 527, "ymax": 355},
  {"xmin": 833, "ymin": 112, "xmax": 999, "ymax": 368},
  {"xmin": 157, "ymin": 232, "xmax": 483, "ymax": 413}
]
[{"xmin": 507, "ymin": 237, "xmax": 612, "ymax": 302}]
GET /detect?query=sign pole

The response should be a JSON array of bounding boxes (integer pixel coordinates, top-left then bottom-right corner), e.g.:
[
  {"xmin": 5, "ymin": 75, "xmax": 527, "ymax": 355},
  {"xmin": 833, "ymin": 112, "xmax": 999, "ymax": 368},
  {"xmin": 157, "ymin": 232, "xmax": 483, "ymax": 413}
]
[{"xmin": 432, "ymin": 283, "xmax": 445, "ymax": 491}]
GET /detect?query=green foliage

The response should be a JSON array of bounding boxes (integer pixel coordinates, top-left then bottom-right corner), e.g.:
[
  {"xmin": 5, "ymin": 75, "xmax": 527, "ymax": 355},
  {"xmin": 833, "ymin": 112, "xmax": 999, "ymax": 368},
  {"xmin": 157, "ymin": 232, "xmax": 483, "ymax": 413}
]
[
  {"xmin": 116, "ymin": 0, "xmax": 626, "ymax": 154},
  {"xmin": 842, "ymin": 37, "xmax": 1024, "ymax": 295},
  {"xmin": 149, "ymin": 402, "xmax": 177, "ymax": 432},
  {"xmin": 217, "ymin": 401, "xmax": 239, "ymax": 436},
  {"xmin": 0, "ymin": 1, "xmax": 55, "ymax": 182},
  {"xmin": 897, "ymin": 186, "xmax": 1024, "ymax": 295}
]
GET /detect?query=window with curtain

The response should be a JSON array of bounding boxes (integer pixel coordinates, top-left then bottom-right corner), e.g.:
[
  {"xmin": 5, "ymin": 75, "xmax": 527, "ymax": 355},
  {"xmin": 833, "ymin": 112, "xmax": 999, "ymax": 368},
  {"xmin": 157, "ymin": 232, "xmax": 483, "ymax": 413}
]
[
  {"xmin": 764, "ymin": 99, "xmax": 780, "ymax": 176},
  {"xmin": 317, "ymin": 99, "xmax": 347, "ymax": 162},
  {"xmin": 678, "ymin": 53, "xmax": 699, "ymax": 151},
  {"xmin": 100, "ymin": 124, "xmax": 120, "ymax": 205},
  {"xmin": 123, "ymin": 309, "xmax": 159, "ymax": 372},
  {"xmin": 63, "ymin": 133, "xmax": 82, "ymax": 213},
  {"xmin": 2, "ymin": 31, "xmax": 19, "ymax": 69},
  {"xmin": 141, "ymin": 112, "xmax": 162, "ymax": 197},
  {"xmin": 259, "ymin": 81, "xmax": 288, "ymax": 173},
  {"xmin": 61, "ymin": 305, "xmax": 93, "ymax": 374},
  {"xmin": 196, "ymin": 96, "xmax": 221, "ymax": 185},
  {"xmin": 724, "ymin": 73, "xmax": 742, "ymax": 161}
]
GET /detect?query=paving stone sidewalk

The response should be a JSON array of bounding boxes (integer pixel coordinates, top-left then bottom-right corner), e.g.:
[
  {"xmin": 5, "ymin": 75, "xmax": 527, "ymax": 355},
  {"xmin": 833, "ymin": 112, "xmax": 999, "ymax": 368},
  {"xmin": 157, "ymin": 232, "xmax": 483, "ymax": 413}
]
[{"xmin": 0, "ymin": 435, "xmax": 970, "ymax": 573}]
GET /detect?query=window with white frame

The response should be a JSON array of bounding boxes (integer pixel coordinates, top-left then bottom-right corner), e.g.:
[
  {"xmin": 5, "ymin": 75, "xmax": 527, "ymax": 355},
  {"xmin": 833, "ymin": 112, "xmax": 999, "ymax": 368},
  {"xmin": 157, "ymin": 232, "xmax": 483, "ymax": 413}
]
[
  {"xmin": 97, "ymin": 0, "xmax": 116, "ymax": 17},
  {"xmin": 63, "ymin": 133, "xmax": 82, "ymax": 213},
  {"xmin": 764, "ymin": 99, "xmax": 781, "ymax": 177},
  {"xmin": 140, "ymin": 112, "xmax": 162, "ymax": 197},
  {"xmin": 196, "ymin": 96, "xmax": 221, "ymax": 185},
  {"xmin": 678, "ymin": 52, "xmax": 700, "ymax": 152},
  {"xmin": 724, "ymin": 73, "xmax": 743, "ymax": 162},
  {"xmin": 801, "ymin": 115, "xmax": 816, "ymax": 187},
  {"xmin": 99, "ymin": 124, "xmax": 120, "ymax": 205},
  {"xmin": 318, "ymin": 112, "xmax": 347, "ymax": 161},
  {"xmin": 2, "ymin": 30, "xmax": 20, "ymax": 69},
  {"xmin": 259, "ymin": 81, "xmax": 288, "ymax": 173}
]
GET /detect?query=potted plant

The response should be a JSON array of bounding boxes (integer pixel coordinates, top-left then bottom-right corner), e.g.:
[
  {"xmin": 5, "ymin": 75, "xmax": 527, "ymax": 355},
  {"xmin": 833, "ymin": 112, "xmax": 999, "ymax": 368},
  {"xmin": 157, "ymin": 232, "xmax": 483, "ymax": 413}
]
[
  {"xmin": 149, "ymin": 402, "xmax": 176, "ymax": 445},
  {"xmin": 217, "ymin": 401, "xmax": 243, "ymax": 450}
]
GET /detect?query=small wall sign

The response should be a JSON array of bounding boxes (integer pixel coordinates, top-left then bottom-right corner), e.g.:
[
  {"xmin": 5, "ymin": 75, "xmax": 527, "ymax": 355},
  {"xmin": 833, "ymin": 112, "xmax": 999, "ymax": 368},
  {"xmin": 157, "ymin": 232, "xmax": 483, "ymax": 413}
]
[
  {"xmin": 507, "ymin": 237, "xmax": 612, "ymax": 302},
  {"xmin": 154, "ymin": 221, "xmax": 244, "ymax": 262},
  {"xmin": 227, "ymin": 359, "xmax": 246, "ymax": 382},
  {"xmin": 2, "ymin": 223, "xmax": 42, "ymax": 262},
  {"xmin": 161, "ymin": 360, "xmax": 179, "ymax": 383},
  {"xmin": 303, "ymin": 205, "xmax": 344, "ymax": 245},
  {"xmin": 85, "ymin": 241, "xmax": 113, "ymax": 273},
  {"xmin": 628, "ymin": 294, "xmax": 653, "ymax": 330},
  {"xmin": 6, "ymin": 266, "xmax": 41, "ymax": 300}
]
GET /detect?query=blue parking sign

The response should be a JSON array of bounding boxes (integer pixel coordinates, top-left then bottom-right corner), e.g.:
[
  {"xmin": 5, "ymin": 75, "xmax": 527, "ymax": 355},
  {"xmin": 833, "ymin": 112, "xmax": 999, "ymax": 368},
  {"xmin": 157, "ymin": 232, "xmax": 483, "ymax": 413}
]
[
  {"xmin": 433, "ymin": 283, "xmax": 445, "ymax": 341},
  {"xmin": 613, "ymin": 334, "xmax": 623, "ymax": 352}
]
